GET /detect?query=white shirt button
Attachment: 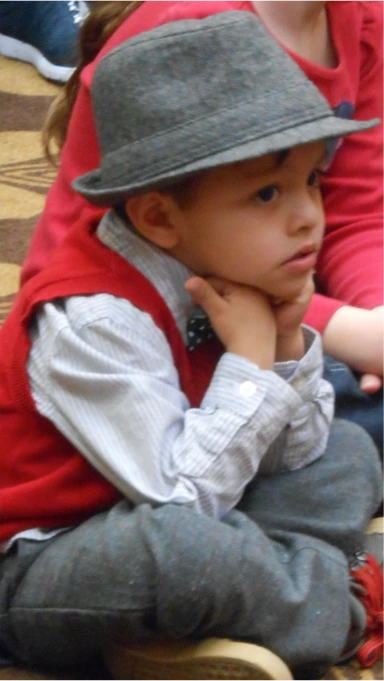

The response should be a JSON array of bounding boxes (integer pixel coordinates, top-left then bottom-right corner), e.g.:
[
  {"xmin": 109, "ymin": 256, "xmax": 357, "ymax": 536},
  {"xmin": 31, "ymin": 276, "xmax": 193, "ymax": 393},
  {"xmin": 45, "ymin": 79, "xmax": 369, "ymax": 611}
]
[{"xmin": 239, "ymin": 380, "xmax": 257, "ymax": 397}]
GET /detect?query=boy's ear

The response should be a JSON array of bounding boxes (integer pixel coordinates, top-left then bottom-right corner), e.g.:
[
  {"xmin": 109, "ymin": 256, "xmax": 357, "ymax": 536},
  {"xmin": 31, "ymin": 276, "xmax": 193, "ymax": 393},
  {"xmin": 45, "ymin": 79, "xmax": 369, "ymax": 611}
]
[{"xmin": 125, "ymin": 192, "xmax": 181, "ymax": 250}]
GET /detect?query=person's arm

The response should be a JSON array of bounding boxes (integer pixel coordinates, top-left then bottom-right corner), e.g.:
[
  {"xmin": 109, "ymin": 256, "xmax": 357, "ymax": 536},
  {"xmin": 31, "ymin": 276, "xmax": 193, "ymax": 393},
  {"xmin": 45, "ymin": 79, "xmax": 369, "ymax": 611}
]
[
  {"xmin": 304, "ymin": 2, "xmax": 384, "ymax": 332},
  {"xmin": 28, "ymin": 290, "xmax": 332, "ymax": 519},
  {"xmin": 269, "ymin": 277, "xmax": 335, "ymax": 469},
  {"xmin": 187, "ymin": 275, "xmax": 334, "ymax": 473},
  {"xmin": 305, "ymin": 292, "xmax": 384, "ymax": 394},
  {"xmin": 321, "ymin": 305, "xmax": 383, "ymax": 393},
  {"xmin": 269, "ymin": 327, "xmax": 335, "ymax": 472},
  {"xmin": 307, "ymin": 4, "xmax": 383, "ymax": 367}
]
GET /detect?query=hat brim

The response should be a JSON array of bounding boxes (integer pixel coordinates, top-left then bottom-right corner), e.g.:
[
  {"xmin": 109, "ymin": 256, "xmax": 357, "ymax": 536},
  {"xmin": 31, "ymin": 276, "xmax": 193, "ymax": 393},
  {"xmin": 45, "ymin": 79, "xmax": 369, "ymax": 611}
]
[{"xmin": 73, "ymin": 114, "xmax": 379, "ymax": 206}]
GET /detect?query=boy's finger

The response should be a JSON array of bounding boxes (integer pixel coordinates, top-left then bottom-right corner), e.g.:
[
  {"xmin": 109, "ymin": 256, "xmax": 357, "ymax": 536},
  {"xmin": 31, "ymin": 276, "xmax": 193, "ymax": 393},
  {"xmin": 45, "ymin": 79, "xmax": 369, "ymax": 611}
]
[
  {"xmin": 204, "ymin": 276, "xmax": 233, "ymax": 296},
  {"xmin": 185, "ymin": 277, "xmax": 227, "ymax": 318}
]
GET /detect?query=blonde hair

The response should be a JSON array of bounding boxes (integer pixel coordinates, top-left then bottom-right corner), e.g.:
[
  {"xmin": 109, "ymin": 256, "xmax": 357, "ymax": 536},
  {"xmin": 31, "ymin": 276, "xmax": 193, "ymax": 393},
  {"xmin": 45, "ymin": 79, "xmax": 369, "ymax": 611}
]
[{"xmin": 43, "ymin": 1, "xmax": 144, "ymax": 163}]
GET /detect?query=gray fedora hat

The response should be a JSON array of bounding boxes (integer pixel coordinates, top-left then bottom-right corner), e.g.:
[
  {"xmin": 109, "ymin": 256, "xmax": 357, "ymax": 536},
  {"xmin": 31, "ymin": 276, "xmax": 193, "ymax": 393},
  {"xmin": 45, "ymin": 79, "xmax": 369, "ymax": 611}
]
[{"xmin": 73, "ymin": 11, "xmax": 378, "ymax": 206}]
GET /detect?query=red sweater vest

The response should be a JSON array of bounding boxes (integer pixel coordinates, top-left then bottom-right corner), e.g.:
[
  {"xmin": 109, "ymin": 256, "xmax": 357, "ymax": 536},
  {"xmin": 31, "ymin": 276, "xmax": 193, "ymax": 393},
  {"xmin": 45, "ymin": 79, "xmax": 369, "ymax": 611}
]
[{"xmin": 0, "ymin": 221, "xmax": 222, "ymax": 542}]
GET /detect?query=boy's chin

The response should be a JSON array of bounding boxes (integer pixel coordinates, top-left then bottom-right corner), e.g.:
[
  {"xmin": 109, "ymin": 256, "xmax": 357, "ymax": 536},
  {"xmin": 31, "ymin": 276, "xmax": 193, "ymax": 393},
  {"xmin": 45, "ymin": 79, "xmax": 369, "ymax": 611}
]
[{"xmin": 263, "ymin": 278, "xmax": 312, "ymax": 302}]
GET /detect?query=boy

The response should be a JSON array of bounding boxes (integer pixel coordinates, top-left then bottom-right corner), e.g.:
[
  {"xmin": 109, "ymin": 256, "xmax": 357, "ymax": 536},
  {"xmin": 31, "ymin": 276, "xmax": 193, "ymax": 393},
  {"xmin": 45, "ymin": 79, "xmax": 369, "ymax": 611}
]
[{"xmin": 0, "ymin": 12, "xmax": 382, "ymax": 679}]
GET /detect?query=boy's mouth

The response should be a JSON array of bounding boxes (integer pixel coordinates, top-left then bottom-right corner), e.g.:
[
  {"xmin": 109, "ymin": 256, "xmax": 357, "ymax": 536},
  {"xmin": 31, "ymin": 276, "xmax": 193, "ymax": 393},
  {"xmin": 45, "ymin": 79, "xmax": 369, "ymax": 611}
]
[{"xmin": 281, "ymin": 244, "xmax": 318, "ymax": 273}]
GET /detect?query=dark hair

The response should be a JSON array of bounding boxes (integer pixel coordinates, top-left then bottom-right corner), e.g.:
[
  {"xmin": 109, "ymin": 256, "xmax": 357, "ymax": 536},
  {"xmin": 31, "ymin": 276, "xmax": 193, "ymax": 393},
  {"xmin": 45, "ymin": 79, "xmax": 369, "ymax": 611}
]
[
  {"xmin": 114, "ymin": 175, "xmax": 203, "ymax": 221},
  {"xmin": 163, "ymin": 175, "xmax": 203, "ymax": 207}
]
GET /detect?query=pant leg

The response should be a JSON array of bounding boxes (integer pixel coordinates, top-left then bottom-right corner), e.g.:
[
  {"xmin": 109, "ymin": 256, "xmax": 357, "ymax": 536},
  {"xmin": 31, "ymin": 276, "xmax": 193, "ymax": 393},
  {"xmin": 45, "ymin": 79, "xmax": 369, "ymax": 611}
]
[
  {"xmin": 0, "ymin": 422, "xmax": 380, "ymax": 672},
  {"xmin": 238, "ymin": 418, "xmax": 383, "ymax": 556},
  {"xmin": 1, "ymin": 503, "xmax": 350, "ymax": 673},
  {"xmin": 323, "ymin": 355, "xmax": 383, "ymax": 454}
]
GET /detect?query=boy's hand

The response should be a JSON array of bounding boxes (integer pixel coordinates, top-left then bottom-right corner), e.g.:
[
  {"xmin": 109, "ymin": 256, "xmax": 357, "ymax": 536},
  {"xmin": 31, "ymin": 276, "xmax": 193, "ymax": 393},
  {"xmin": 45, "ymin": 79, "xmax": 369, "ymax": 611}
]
[
  {"xmin": 185, "ymin": 276, "xmax": 276, "ymax": 368},
  {"xmin": 272, "ymin": 276, "xmax": 315, "ymax": 361}
]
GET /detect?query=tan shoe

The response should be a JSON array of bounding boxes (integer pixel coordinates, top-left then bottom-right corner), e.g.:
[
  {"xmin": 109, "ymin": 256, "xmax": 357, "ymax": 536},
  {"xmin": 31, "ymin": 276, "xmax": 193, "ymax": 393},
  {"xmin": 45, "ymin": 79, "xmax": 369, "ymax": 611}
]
[
  {"xmin": 104, "ymin": 637, "xmax": 293, "ymax": 680},
  {"xmin": 364, "ymin": 517, "xmax": 384, "ymax": 567}
]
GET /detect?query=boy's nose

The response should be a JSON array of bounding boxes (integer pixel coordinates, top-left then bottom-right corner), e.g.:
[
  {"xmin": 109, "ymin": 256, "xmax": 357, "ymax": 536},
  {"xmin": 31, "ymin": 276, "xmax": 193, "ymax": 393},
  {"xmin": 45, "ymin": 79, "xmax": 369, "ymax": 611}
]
[{"xmin": 287, "ymin": 194, "xmax": 323, "ymax": 235}]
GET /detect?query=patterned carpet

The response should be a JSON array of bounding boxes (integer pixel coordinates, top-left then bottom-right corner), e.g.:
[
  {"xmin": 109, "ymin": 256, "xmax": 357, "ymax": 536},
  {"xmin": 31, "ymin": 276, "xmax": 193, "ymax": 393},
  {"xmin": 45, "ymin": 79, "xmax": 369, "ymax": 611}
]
[
  {"xmin": 0, "ymin": 53, "xmax": 382, "ymax": 681},
  {"xmin": 0, "ymin": 55, "xmax": 58, "ymax": 326},
  {"xmin": 0, "ymin": 54, "xmax": 110, "ymax": 681}
]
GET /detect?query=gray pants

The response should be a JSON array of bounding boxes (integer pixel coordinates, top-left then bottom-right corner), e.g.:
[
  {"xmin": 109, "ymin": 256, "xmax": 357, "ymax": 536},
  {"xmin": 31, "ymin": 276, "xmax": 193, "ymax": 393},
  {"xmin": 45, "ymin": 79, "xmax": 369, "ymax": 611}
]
[{"xmin": 0, "ymin": 420, "xmax": 382, "ymax": 673}]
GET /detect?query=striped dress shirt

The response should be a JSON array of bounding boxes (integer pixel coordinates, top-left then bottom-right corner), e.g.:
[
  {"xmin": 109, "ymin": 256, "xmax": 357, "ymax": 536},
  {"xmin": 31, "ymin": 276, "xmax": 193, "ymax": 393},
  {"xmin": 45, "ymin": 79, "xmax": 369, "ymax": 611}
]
[{"xmin": 23, "ymin": 210, "xmax": 334, "ymax": 533}]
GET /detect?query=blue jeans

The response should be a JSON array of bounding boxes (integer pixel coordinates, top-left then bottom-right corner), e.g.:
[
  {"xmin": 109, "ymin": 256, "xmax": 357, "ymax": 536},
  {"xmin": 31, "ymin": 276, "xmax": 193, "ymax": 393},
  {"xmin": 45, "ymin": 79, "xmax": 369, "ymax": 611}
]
[{"xmin": 323, "ymin": 356, "xmax": 383, "ymax": 454}]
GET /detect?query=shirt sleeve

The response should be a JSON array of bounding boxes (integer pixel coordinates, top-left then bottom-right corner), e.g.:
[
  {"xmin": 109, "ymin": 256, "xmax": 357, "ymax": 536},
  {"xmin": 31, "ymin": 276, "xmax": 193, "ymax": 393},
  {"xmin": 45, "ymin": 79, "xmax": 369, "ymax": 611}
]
[
  {"xmin": 268, "ymin": 326, "xmax": 334, "ymax": 471},
  {"xmin": 28, "ymin": 295, "xmax": 334, "ymax": 519},
  {"xmin": 304, "ymin": 1, "xmax": 383, "ymax": 331}
]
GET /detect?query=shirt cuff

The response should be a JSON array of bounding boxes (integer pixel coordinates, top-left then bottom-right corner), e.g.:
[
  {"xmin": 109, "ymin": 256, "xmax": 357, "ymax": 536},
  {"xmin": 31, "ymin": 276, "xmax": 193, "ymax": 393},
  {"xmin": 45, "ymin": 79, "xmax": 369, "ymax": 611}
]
[
  {"xmin": 275, "ymin": 326, "xmax": 325, "ymax": 402},
  {"xmin": 201, "ymin": 351, "xmax": 301, "ymax": 420}
]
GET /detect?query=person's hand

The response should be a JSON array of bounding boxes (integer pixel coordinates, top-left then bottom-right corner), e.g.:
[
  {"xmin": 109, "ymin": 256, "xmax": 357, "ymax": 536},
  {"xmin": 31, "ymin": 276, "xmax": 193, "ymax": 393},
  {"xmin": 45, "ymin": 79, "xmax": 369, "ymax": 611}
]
[
  {"xmin": 271, "ymin": 275, "xmax": 315, "ymax": 361},
  {"xmin": 323, "ymin": 305, "xmax": 383, "ymax": 393},
  {"xmin": 185, "ymin": 276, "xmax": 276, "ymax": 368},
  {"xmin": 359, "ymin": 373, "xmax": 382, "ymax": 394},
  {"xmin": 358, "ymin": 307, "xmax": 383, "ymax": 394}
]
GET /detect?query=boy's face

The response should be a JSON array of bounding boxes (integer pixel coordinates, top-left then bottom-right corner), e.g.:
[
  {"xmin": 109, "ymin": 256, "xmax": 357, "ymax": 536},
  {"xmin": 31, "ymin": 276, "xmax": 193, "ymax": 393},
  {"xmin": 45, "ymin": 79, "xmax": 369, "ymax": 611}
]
[{"xmin": 169, "ymin": 141, "xmax": 326, "ymax": 300}]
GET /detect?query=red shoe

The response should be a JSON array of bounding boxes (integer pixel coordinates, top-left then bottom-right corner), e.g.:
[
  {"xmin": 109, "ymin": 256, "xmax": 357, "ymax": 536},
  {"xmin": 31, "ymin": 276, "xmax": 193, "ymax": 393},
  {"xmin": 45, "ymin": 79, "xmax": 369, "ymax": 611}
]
[{"xmin": 350, "ymin": 553, "xmax": 383, "ymax": 667}]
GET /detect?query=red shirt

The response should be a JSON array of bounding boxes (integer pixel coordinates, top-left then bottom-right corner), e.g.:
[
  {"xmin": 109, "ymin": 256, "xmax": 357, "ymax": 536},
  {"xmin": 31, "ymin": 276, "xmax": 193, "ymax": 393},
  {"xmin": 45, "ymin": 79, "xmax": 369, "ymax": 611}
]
[{"xmin": 21, "ymin": 1, "xmax": 383, "ymax": 333}]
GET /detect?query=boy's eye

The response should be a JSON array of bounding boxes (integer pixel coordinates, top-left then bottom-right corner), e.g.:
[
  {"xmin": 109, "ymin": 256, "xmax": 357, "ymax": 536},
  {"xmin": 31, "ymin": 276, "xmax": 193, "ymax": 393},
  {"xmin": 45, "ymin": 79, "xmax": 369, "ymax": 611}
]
[
  {"xmin": 255, "ymin": 185, "xmax": 278, "ymax": 203},
  {"xmin": 308, "ymin": 169, "xmax": 325, "ymax": 188}
]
